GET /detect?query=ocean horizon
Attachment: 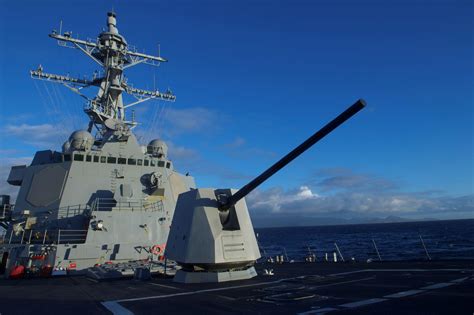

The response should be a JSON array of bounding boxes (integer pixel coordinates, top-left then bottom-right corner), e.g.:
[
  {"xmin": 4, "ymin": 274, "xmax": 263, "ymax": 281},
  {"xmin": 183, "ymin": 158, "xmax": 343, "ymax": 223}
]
[{"xmin": 255, "ymin": 218, "xmax": 474, "ymax": 262}]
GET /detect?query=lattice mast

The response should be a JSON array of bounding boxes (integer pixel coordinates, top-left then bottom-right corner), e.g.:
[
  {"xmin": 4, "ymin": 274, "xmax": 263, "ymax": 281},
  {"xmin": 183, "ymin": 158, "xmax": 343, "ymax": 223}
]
[{"xmin": 31, "ymin": 12, "xmax": 175, "ymax": 134}]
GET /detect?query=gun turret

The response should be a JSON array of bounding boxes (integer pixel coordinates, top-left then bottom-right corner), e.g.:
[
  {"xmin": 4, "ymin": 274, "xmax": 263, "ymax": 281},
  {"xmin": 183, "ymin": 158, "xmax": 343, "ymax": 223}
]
[
  {"xmin": 218, "ymin": 98, "xmax": 366, "ymax": 211},
  {"xmin": 166, "ymin": 99, "xmax": 366, "ymax": 284}
]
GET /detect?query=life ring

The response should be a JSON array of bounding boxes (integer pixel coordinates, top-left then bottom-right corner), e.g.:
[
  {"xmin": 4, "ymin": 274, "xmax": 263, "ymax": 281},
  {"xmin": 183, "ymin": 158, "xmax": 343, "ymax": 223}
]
[{"xmin": 151, "ymin": 244, "xmax": 164, "ymax": 255}]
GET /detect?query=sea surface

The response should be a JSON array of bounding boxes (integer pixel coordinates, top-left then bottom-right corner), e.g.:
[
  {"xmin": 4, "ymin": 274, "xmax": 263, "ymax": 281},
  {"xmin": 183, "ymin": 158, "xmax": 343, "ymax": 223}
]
[{"xmin": 255, "ymin": 219, "xmax": 474, "ymax": 262}]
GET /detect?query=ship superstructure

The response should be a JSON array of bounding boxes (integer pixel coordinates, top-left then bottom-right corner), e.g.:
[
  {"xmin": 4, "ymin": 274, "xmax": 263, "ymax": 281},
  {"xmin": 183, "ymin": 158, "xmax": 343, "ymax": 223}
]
[{"xmin": 0, "ymin": 12, "xmax": 195, "ymax": 276}]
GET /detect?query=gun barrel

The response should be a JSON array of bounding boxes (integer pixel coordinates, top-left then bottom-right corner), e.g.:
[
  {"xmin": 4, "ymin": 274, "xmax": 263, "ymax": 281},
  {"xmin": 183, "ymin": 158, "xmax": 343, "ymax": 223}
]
[{"xmin": 221, "ymin": 99, "xmax": 366, "ymax": 210}]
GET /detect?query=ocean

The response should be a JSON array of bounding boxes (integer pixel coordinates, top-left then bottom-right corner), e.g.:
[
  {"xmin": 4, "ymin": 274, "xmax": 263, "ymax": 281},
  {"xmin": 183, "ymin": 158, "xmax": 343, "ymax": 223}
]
[{"xmin": 255, "ymin": 219, "xmax": 474, "ymax": 262}]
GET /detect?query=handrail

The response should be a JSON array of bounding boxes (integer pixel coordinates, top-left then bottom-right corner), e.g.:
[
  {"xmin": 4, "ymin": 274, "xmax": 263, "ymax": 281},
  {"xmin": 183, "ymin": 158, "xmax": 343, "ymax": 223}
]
[
  {"xmin": 90, "ymin": 198, "xmax": 163, "ymax": 212},
  {"xmin": 1, "ymin": 198, "xmax": 163, "ymax": 245},
  {"xmin": 0, "ymin": 204, "xmax": 14, "ymax": 220},
  {"xmin": 3, "ymin": 228, "xmax": 88, "ymax": 245},
  {"xmin": 2, "ymin": 198, "xmax": 162, "ymax": 221},
  {"xmin": 57, "ymin": 203, "xmax": 90, "ymax": 218}
]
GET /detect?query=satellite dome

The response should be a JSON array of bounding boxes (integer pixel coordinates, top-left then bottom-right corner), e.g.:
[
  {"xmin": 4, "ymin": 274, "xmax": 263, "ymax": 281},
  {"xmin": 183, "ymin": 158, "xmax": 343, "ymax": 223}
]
[
  {"xmin": 147, "ymin": 139, "xmax": 168, "ymax": 158},
  {"xmin": 69, "ymin": 130, "xmax": 94, "ymax": 151},
  {"xmin": 62, "ymin": 141, "xmax": 71, "ymax": 153}
]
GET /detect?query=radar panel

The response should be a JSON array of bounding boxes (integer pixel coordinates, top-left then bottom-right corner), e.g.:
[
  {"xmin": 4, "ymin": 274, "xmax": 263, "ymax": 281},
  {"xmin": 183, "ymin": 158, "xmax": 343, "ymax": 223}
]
[{"xmin": 26, "ymin": 166, "xmax": 68, "ymax": 207}]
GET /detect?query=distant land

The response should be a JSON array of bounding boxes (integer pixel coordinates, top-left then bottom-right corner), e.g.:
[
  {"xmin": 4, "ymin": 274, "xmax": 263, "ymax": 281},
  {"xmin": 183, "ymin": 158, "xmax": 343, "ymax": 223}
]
[{"xmin": 250, "ymin": 215, "xmax": 473, "ymax": 228}]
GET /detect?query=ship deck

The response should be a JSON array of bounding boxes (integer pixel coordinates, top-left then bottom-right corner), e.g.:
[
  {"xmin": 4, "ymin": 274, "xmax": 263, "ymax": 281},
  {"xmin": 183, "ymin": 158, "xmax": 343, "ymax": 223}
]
[{"xmin": 0, "ymin": 260, "xmax": 473, "ymax": 314}]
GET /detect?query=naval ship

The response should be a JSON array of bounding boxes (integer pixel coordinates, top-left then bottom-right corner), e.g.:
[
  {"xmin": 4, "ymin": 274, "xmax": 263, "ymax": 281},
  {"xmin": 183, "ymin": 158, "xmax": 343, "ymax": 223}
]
[
  {"xmin": 0, "ymin": 12, "xmax": 472, "ymax": 315},
  {"xmin": 0, "ymin": 11, "xmax": 195, "ymax": 276}
]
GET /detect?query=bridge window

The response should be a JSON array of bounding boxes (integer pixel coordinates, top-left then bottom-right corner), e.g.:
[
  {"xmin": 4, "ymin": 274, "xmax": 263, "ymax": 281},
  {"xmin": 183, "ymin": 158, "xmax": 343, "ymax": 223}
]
[
  {"xmin": 86, "ymin": 155, "xmax": 92, "ymax": 162},
  {"xmin": 137, "ymin": 159, "xmax": 143, "ymax": 166},
  {"xmin": 73, "ymin": 154, "xmax": 84, "ymax": 161},
  {"xmin": 158, "ymin": 161, "xmax": 165, "ymax": 167},
  {"xmin": 128, "ymin": 158, "xmax": 136, "ymax": 165},
  {"xmin": 93, "ymin": 156, "xmax": 99, "ymax": 162},
  {"xmin": 100, "ymin": 156, "xmax": 106, "ymax": 163},
  {"xmin": 166, "ymin": 162, "xmax": 171, "ymax": 169},
  {"xmin": 118, "ymin": 157, "xmax": 126, "ymax": 164},
  {"xmin": 150, "ymin": 160, "xmax": 156, "ymax": 167},
  {"xmin": 144, "ymin": 160, "xmax": 149, "ymax": 166},
  {"xmin": 107, "ymin": 157, "xmax": 117, "ymax": 164}
]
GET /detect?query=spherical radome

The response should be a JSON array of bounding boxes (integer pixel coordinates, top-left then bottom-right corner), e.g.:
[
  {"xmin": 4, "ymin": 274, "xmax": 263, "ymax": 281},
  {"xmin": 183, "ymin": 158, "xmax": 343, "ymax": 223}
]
[
  {"xmin": 147, "ymin": 139, "xmax": 168, "ymax": 158},
  {"xmin": 69, "ymin": 130, "xmax": 94, "ymax": 151}
]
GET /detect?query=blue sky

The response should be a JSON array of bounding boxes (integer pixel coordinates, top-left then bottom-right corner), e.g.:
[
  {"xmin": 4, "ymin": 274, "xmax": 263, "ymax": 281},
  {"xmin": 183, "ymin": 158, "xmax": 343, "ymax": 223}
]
[{"xmin": 0, "ymin": 0, "xmax": 472, "ymax": 226}]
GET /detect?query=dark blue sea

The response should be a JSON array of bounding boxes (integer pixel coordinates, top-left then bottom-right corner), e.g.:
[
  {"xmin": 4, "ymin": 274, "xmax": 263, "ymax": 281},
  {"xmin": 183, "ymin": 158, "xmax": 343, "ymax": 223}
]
[{"xmin": 255, "ymin": 219, "xmax": 474, "ymax": 262}]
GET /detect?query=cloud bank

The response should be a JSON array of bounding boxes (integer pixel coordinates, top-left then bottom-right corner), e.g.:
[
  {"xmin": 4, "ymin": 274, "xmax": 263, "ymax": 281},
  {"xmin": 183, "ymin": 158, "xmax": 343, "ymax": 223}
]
[
  {"xmin": 5, "ymin": 123, "xmax": 71, "ymax": 149},
  {"xmin": 162, "ymin": 107, "xmax": 222, "ymax": 137},
  {"xmin": 247, "ymin": 168, "xmax": 473, "ymax": 227}
]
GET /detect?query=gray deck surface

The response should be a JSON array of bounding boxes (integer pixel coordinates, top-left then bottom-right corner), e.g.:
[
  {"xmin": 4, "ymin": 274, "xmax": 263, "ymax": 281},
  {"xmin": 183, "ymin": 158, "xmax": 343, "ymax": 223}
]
[{"xmin": 0, "ymin": 260, "xmax": 472, "ymax": 314}]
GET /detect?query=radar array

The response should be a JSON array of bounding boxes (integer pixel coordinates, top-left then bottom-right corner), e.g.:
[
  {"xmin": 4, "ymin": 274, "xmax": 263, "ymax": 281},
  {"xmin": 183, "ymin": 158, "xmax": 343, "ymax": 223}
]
[{"xmin": 30, "ymin": 12, "xmax": 175, "ymax": 135}]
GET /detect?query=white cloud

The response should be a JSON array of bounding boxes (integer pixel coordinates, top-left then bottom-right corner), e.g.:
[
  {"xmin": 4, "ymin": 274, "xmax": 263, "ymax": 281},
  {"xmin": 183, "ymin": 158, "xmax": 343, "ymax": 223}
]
[
  {"xmin": 246, "ymin": 168, "xmax": 474, "ymax": 221},
  {"xmin": 167, "ymin": 141, "xmax": 199, "ymax": 160},
  {"xmin": 248, "ymin": 186, "xmax": 320, "ymax": 213},
  {"xmin": 314, "ymin": 168, "xmax": 397, "ymax": 192},
  {"xmin": 5, "ymin": 123, "xmax": 70, "ymax": 148},
  {"xmin": 225, "ymin": 137, "xmax": 246, "ymax": 149},
  {"xmin": 297, "ymin": 186, "xmax": 318, "ymax": 199},
  {"xmin": 162, "ymin": 107, "xmax": 221, "ymax": 136},
  {"xmin": 222, "ymin": 136, "xmax": 276, "ymax": 160},
  {"xmin": 6, "ymin": 124, "xmax": 56, "ymax": 139}
]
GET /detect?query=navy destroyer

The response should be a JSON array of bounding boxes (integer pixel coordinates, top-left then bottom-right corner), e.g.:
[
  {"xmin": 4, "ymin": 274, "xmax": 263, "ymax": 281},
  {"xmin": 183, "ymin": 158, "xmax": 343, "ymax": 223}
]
[
  {"xmin": 1, "ymin": 12, "xmax": 195, "ymax": 276},
  {"xmin": 0, "ymin": 12, "xmax": 472, "ymax": 315}
]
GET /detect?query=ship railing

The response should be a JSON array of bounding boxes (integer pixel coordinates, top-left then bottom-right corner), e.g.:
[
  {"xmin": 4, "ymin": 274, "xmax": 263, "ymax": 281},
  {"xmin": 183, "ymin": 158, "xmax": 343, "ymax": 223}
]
[
  {"xmin": 2, "ymin": 228, "xmax": 88, "ymax": 245},
  {"xmin": 57, "ymin": 204, "xmax": 90, "ymax": 218},
  {"xmin": 0, "ymin": 204, "xmax": 14, "ymax": 221},
  {"xmin": 0, "ymin": 204, "xmax": 90, "ymax": 221},
  {"xmin": 90, "ymin": 198, "xmax": 163, "ymax": 212}
]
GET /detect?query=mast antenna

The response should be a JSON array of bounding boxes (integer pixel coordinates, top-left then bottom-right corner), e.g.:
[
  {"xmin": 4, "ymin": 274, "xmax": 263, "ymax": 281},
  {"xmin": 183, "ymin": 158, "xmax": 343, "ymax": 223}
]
[{"xmin": 31, "ymin": 12, "xmax": 175, "ymax": 138}]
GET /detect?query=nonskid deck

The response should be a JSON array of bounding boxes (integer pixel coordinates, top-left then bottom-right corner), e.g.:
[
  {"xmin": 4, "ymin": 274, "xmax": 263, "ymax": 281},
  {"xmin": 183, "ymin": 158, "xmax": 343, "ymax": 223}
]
[{"xmin": 0, "ymin": 260, "xmax": 472, "ymax": 314}]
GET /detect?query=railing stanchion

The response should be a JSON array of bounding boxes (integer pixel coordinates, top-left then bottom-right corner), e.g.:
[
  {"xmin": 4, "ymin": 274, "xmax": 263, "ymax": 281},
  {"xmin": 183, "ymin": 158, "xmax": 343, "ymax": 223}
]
[
  {"xmin": 372, "ymin": 239, "xmax": 382, "ymax": 261},
  {"xmin": 58, "ymin": 229, "xmax": 61, "ymax": 244},
  {"xmin": 43, "ymin": 229, "xmax": 47, "ymax": 244},
  {"xmin": 334, "ymin": 242, "xmax": 345, "ymax": 262},
  {"xmin": 419, "ymin": 235, "xmax": 432, "ymax": 261},
  {"xmin": 9, "ymin": 230, "xmax": 13, "ymax": 244},
  {"xmin": 28, "ymin": 229, "xmax": 33, "ymax": 244},
  {"xmin": 20, "ymin": 229, "xmax": 25, "ymax": 244}
]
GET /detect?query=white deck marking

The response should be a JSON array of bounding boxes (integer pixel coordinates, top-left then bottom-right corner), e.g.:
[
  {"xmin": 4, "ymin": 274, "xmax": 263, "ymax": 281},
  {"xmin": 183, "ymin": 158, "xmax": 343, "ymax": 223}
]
[
  {"xmin": 102, "ymin": 268, "xmax": 472, "ymax": 314},
  {"xmin": 421, "ymin": 282, "xmax": 454, "ymax": 290},
  {"xmin": 384, "ymin": 289, "xmax": 425, "ymax": 298},
  {"xmin": 309, "ymin": 276, "xmax": 375, "ymax": 289},
  {"xmin": 450, "ymin": 277, "xmax": 469, "ymax": 283},
  {"xmin": 298, "ymin": 271, "xmax": 471, "ymax": 315},
  {"xmin": 298, "ymin": 307, "xmax": 339, "ymax": 314},
  {"xmin": 111, "ymin": 275, "xmax": 373, "ymax": 304},
  {"xmin": 328, "ymin": 270, "xmax": 367, "ymax": 276},
  {"xmin": 101, "ymin": 301, "xmax": 134, "ymax": 315},
  {"xmin": 115, "ymin": 278, "xmax": 288, "ymax": 303},
  {"xmin": 148, "ymin": 282, "xmax": 180, "ymax": 290},
  {"xmin": 329, "ymin": 268, "xmax": 471, "ymax": 277},
  {"xmin": 339, "ymin": 298, "xmax": 387, "ymax": 308}
]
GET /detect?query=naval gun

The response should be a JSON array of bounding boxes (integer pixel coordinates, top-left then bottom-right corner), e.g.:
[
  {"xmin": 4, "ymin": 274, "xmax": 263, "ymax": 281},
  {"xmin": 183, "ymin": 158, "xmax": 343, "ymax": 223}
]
[{"xmin": 166, "ymin": 99, "xmax": 366, "ymax": 283}]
